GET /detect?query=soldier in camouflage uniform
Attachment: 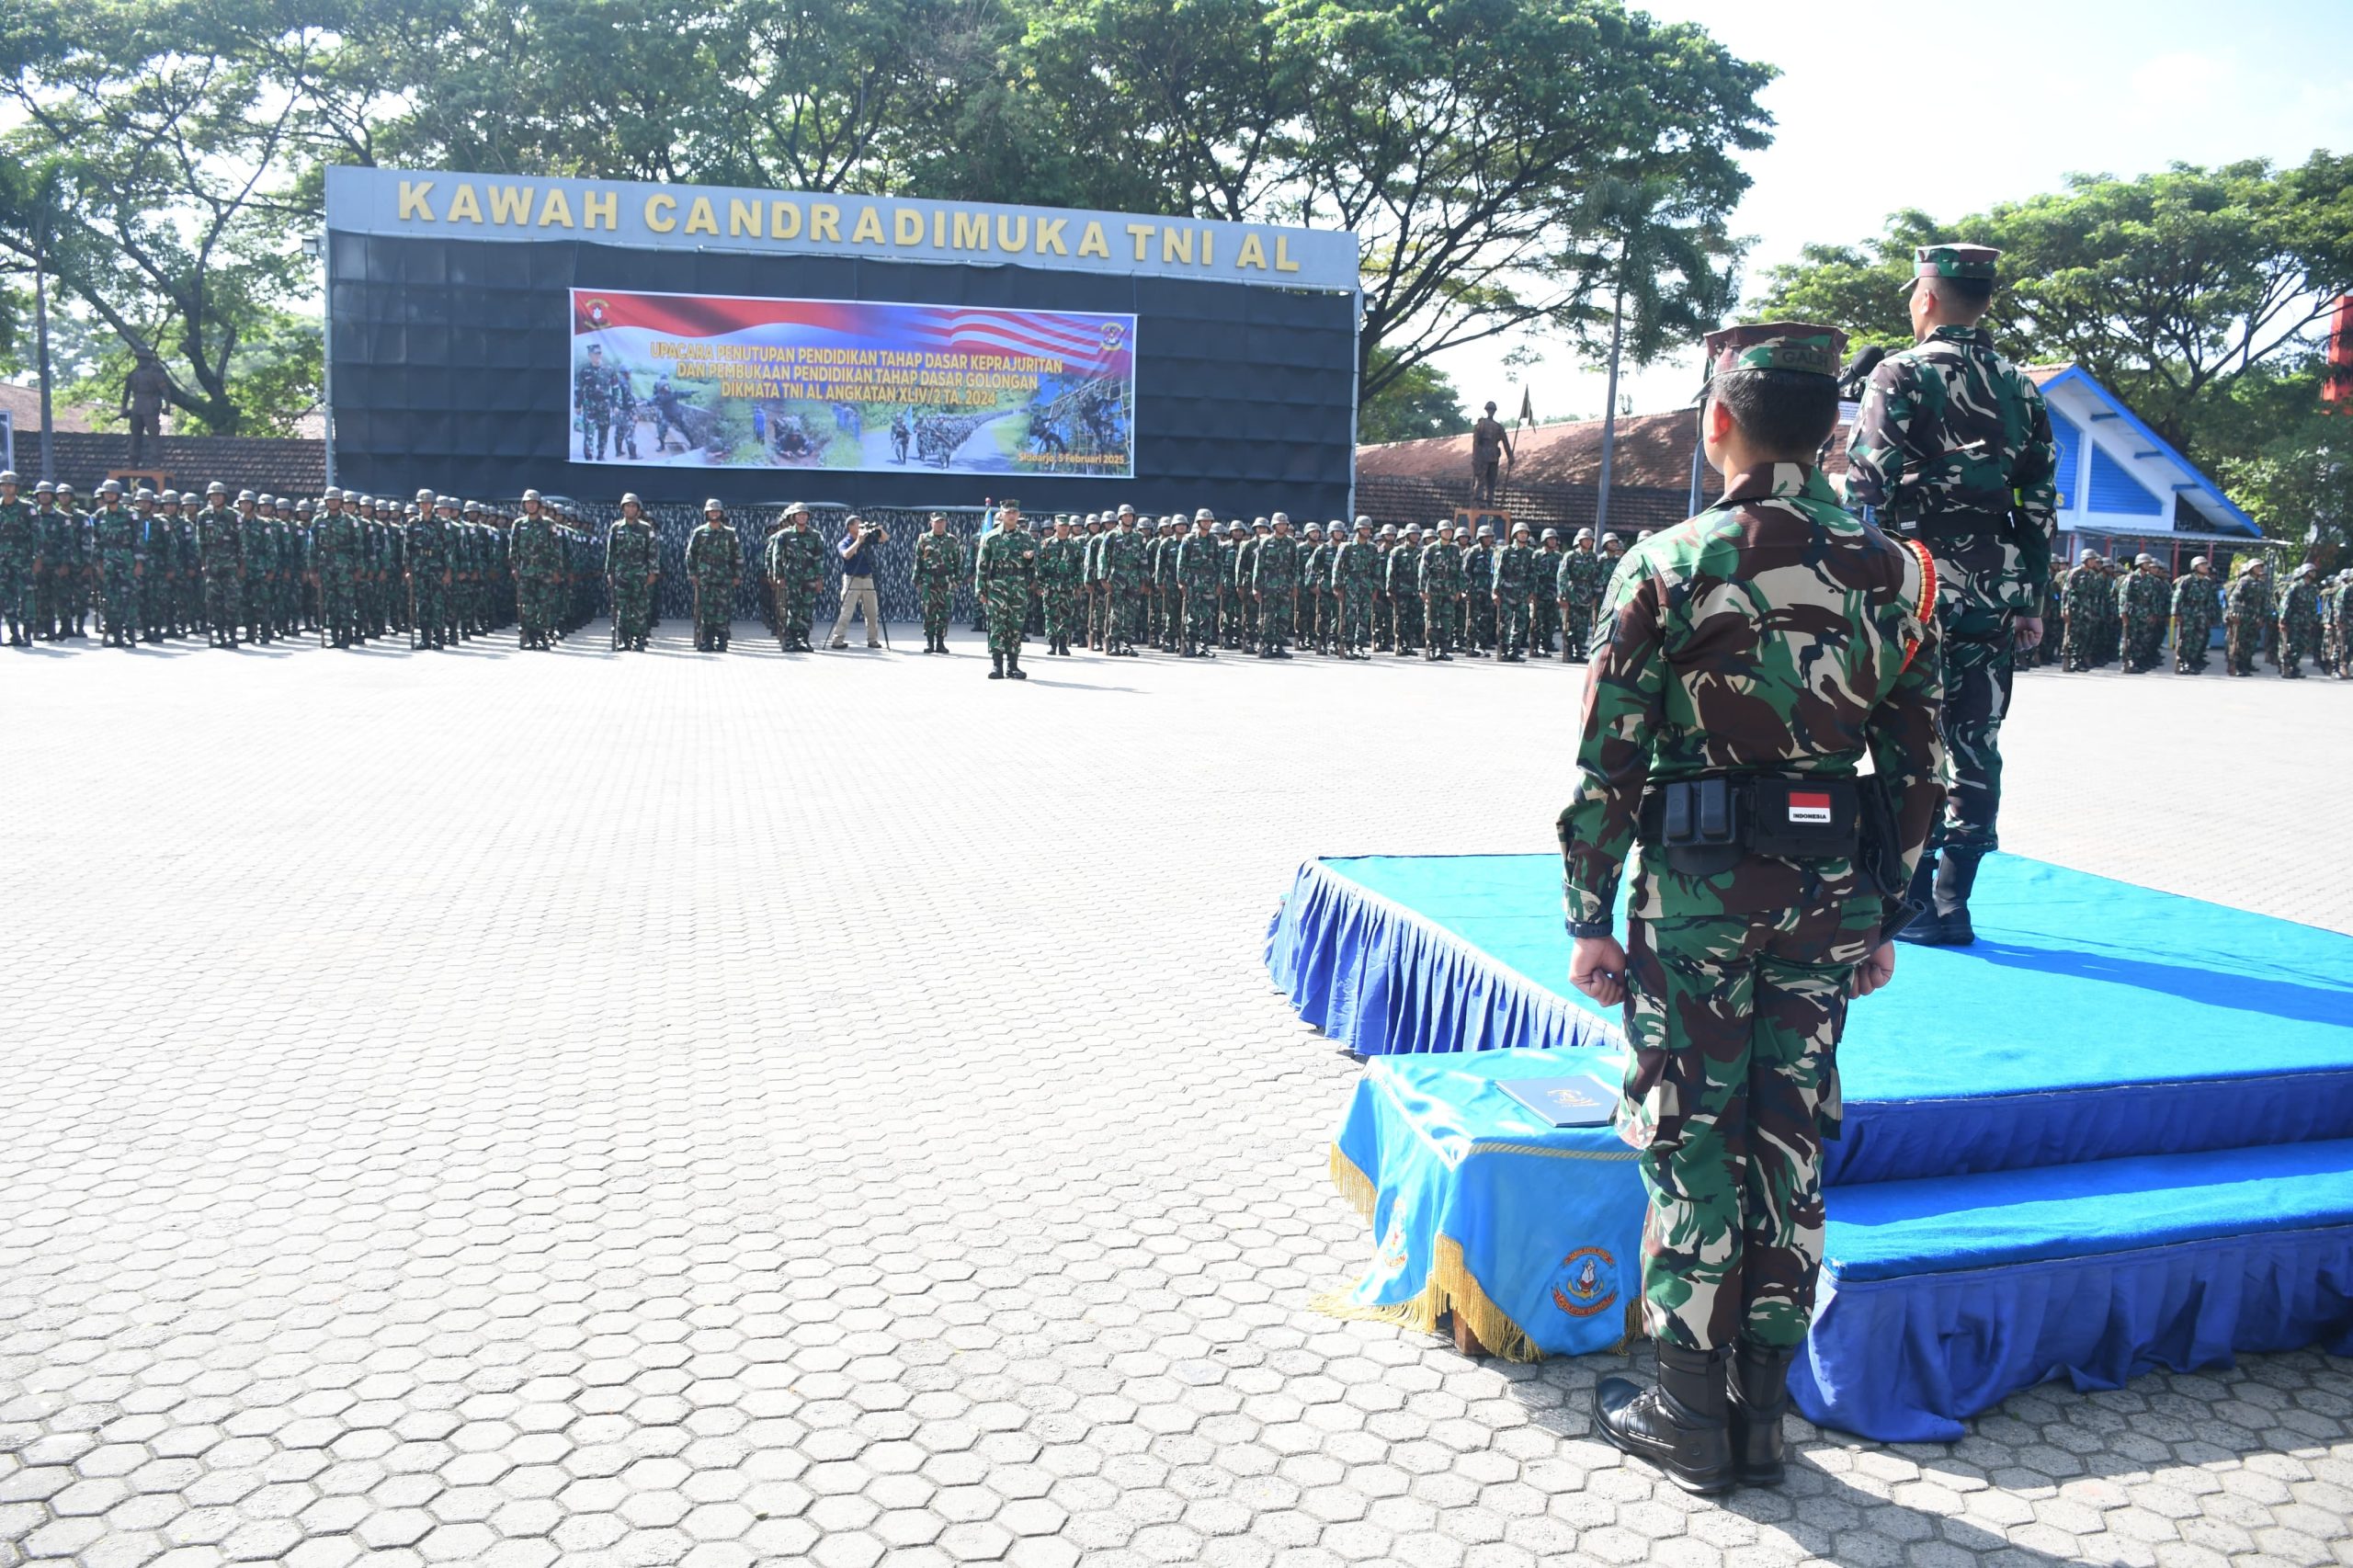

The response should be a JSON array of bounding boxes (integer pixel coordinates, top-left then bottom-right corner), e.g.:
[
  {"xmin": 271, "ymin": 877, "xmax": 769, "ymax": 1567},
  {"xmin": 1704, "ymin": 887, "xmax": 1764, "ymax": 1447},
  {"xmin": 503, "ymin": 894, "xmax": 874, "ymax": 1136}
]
[
  {"xmin": 2278, "ymin": 562, "xmax": 2323, "ymax": 678},
  {"xmin": 1463, "ymin": 525, "xmax": 1500, "ymax": 655},
  {"xmin": 1566, "ymin": 324, "xmax": 1943, "ymax": 1497},
  {"xmin": 88, "ymin": 481, "xmax": 139, "ymax": 648},
  {"xmin": 913, "ymin": 513, "xmax": 964, "ymax": 654},
  {"xmin": 2171, "ymin": 557, "xmax": 2218, "ymax": 674},
  {"xmin": 575, "ymin": 344, "xmax": 618, "ymax": 461},
  {"xmin": 1038, "ymin": 517, "xmax": 1085, "ymax": 655},
  {"xmin": 1101, "ymin": 508, "xmax": 1150, "ymax": 656},
  {"xmin": 1558, "ymin": 527, "xmax": 1608, "ymax": 665},
  {"xmin": 1492, "ymin": 522, "xmax": 1538, "ymax": 661},
  {"xmin": 976, "ymin": 502, "xmax": 1037, "ymax": 679},
  {"xmin": 1248, "ymin": 513, "xmax": 1301, "ymax": 659},
  {"xmin": 685, "ymin": 500, "xmax": 741, "ymax": 652},
  {"xmin": 1173, "ymin": 511, "xmax": 1222, "ymax": 658},
  {"xmin": 767, "ymin": 501, "xmax": 824, "ymax": 652},
  {"xmin": 2329, "ymin": 571, "xmax": 2353, "ymax": 679},
  {"xmin": 1418, "ymin": 520, "xmax": 1465, "ymax": 660},
  {"xmin": 1332, "ymin": 517, "xmax": 1381, "ymax": 659},
  {"xmin": 312, "ymin": 489, "xmax": 360, "ymax": 647},
  {"xmin": 605, "ymin": 494, "xmax": 659, "ymax": 651},
  {"xmin": 1371, "ymin": 524, "xmax": 1399, "ymax": 653},
  {"xmin": 1385, "ymin": 522, "xmax": 1425, "ymax": 658},
  {"xmin": 2060, "ymin": 553, "xmax": 2106, "ymax": 672},
  {"xmin": 1533, "ymin": 528, "xmax": 1564, "ymax": 653},
  {"xmin": 2119, "ymin": 553, "xmax": 2170, "ymax": 674},
  {"xmin": 196, "ymin": 483, "xmax": 245, "ymax": 647},
  {"xmin": 0, "ymin": 472, "xmax": 33, "ymax": 646},
  {"xmin": 1150, "ymin": 517, "xmax": 1183, "ymax": 653},
  {"xmin": 511, "ymin": 490, "xmax": 558, "ymax": 650},
  {"xmin": 2222, "ymin": 559, "xmax": 2271, "ymax": 677},
  {"xmin": 1843, "ymin": 244, "xmax": 2055, "ymax": 948}
]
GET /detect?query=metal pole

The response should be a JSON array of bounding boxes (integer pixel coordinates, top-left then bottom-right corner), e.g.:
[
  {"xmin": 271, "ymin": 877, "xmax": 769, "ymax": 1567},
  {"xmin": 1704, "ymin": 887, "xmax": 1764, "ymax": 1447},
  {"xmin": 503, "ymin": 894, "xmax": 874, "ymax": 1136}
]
[
  {"xmin": 1687, "ymin": 421, "xmax": 1705, "ymax": 516},
  {"xmin": 318, "ymin": 233, "xmax": 336, "ymax": 490},
  {"xmin": 1593, "ymin": 275, "xmax": 1625, "ymax": 538},
  {"xmin": 34, "ymin": 214, "xmax": 55, "ymax": 483}
]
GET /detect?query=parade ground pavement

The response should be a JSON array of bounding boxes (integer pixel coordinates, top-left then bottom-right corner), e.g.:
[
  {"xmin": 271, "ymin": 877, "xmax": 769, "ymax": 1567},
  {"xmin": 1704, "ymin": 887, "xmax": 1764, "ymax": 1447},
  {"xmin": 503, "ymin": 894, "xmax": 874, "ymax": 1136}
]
[{"xmin": 6, "ymin": 622, "xmax": 2349, "ymax": 1568}]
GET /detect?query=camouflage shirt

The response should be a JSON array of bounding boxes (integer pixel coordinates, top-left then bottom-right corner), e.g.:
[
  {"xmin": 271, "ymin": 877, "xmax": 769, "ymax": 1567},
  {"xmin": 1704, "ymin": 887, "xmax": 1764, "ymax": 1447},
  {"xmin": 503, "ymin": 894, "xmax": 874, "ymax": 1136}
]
[
  {"xmin": 1557, "ymin": 546, "xmax": 1608, "ymax": 605},
  {"xmin": 1842, "ymin": 324, "xmax": 2059, "ymax": 637},
  {"xmin": 914, "ymin": 530, "xmax": 964, "ymax": 588},
  {"xmin": 1562, "ymin": 463, "xmax": 1945, "ymax": 926}
]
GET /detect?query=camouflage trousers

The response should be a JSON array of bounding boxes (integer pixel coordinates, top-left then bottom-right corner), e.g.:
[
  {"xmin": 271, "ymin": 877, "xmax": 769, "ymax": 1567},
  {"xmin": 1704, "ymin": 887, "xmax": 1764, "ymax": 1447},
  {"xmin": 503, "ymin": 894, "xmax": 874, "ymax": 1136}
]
[
  {"xmin": 1043, "ymin": 585, "xmax": 1079, "ymax": 642},
  {"xmin": 1258, "ymin": 591, "xmax": 1295, "ymax": 649},
  {"xmin": 0, "ymin": 554, "xmax": 31, "ymax": 631},
  {"xmin": 2122, "ymin": 618, "xmax": 2166, "ymax": 672},
  {"xmin": 202, "ymin": 571, "xmax": 241, "ymax": 641},
  {"xmin": 1620, "ymin": 886, "xmax": 1877, "ymax": 1351},
  {"xmin": 1533, "ymin": 596, "xmax": 1559, "ymax": 652},
  {"xmin": 1392, "ymin": 594, "xmax": 1422, "ymax": 653},
  {"xmin": 1497, "ymin": 594, "xmax": 1530, "ymax": 654},
  {"xmin": 1182, "ymin": 587, "xmax": 1219, "ymax": 648},
  {"xmin": 2224, "ymin": 616, "xmax": 2260, "ymax": 677},
  {"xmin": 1931, "ymin": 631, "xmax": 2013, "ymax": 854},
  {"xmin": 1108, "ymin": 583, "xmax": 1146, "ymax": 645},
  {"xmin": 2175, "ymin": 616, "xmax": 2212, "ymax": 672},
  {"xmin": 983, "ymin": 585, "xmax": 1028, "ymax": 656},
  {"xmin": 1563, "ymin": 600, "xmax": 1596, "ymax": 660},
  {"xmin": 320, "ymin": 572, "xmax": 358, "ymax": 642},
  {"xmin": 1339, "ymin": 588, "xmax": 1373, "ymax": 650},
  {"xmin": 613, "ymin": 577, "xmax": 654, "ymax": 642},
  {"xmin": 920, "ymin": 586, "xmax": 953, "ymax": 642},
  {"xmin": 691, "ymin": 576, "xmax": 732, "ymax": 641},
  {"xmin": 1372, "ymin": 593, "xmax": 1393, "ymax": 649}
]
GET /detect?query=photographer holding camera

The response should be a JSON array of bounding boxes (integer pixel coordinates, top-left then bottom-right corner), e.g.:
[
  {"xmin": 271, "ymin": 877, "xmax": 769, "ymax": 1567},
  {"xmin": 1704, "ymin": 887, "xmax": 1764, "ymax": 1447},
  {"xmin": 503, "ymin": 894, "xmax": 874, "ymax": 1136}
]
[{"xmin": 826, "ymin": 513, "xmax": 891, "ymax": 650}]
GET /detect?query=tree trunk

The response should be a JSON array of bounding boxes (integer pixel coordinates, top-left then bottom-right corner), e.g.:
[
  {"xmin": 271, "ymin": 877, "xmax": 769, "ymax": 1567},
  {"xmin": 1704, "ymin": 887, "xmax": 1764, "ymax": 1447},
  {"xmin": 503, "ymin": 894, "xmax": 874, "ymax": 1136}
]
[{"xmin": 1594, "ymin": 274, "xmax": 1626, "ymax": 536}]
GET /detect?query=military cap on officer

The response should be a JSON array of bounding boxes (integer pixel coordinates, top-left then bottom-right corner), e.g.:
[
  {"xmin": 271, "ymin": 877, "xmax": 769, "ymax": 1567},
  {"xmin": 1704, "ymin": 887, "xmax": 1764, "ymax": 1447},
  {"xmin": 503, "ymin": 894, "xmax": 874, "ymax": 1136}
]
[
  {"xmin": 1903, "ymin": 243, "xmax": 2001, "ymax": 292},
  {"xmin": 1701, "ymin": 320, "xmax": 1847, "ymax": 381}
]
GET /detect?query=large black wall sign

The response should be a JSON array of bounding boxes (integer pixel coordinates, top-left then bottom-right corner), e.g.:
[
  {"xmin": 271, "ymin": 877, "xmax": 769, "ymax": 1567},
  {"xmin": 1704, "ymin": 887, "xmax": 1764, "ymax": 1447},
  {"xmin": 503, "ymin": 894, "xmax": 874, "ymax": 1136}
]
[{"xmin": 326, "ymin": 235, "xmax": 1359, "ymax": 520}]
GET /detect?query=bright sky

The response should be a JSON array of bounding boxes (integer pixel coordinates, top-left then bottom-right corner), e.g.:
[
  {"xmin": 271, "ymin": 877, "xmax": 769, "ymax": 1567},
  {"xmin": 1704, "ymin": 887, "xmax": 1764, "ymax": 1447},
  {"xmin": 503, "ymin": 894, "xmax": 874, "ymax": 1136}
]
[{"xmin": 1433, "ymin": 0, "xmax": 2353, "ymax": 428}]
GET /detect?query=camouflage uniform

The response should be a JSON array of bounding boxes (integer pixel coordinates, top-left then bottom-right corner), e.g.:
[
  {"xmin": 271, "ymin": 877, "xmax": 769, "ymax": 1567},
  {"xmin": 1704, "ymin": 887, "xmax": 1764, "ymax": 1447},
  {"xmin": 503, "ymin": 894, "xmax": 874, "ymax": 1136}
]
[
  {"xmin": 575, "ymin": 347, "xmax": 618, "ymax": 460},
  {"xmin": 1534, "ymin": 532, "xmax": 1564, "ymax": 653},
  {"xmin": 1176, "ymin": 517, "xmax": 1225, "ymax": 656},
  {"xmin": 2172, "ymin": 562, "xmax": 2218, "ymax": 674},
  {"xmin": 769, "ymin": 507, "xmax": 825, "ymax": 651},
  {"xmin": 405, "ymin": 502, "xmax": 449, "ymax": 649},
  {"xmin": 685, "ymin": 509, "xmax": 742, "ymax": 651},
  {"xmin": 1251, "ymin": 521, "xmax": 1302, "ymax": 656},
  {"xmin": 1572, "ymin": 323, "xmax": 1943, "ymax": 1497},
  {"xmin": 1841, "ymin": 244, "xmax": 2053, "ymax": 949},
  {"xmin": 1102, "ymin": 518, "xmax": 1150, "ymax": 653},
  {"xmin": 1370, "ymin": 527, "xmax": 1398, "ymax": 652},
  {"xmin": 2279, "ymin": 566, "xmax": 2323, "ymax": 677},
  {"xmin": 2329, "ymin": 574, "xmax": 2353, "ymax": 679},
  {"xmin": 1333, "ymin": 523, "xmax": 1381, "ymax": 657},
  {"xmin": 976, "ymin": 512, "xmax": 1038, "ymax": 676},
  {"xmin": 1037, "ymin": 524, "xmax": 1084, "ymax": 653},
  {"xmin": 1558, "ymin": 534, "xmax": 1608, "ymax": 663},
  {"xmin": 2060, "ymin": 557, "xmax": 2107, "ymax": 672},
  {"xmin": 2223, "ymin": 565, "xmax": 2272, "ymax": 677},
  {"xmin": 1492, "ymin": 528, "xmax": 1538, "ymax": 659},
  {"xmin": 1417, "ymin": 527, "xmax": 1465, "ymax": 658},
  {"xmin": 196, "ymin": 492, "xmax": 246, "ymax": 646},
  {"xmin": 606, "ymin": 506, "xmax": 659, "ymax": 650},
  {"xmin": 1152, "ymin": 521, "xmax": 1185, "ymax": 652},
  {"xmin": 913, "ymin": 523, "xmax": 964, "ymax": 653},
  {"xmin": 0, "ymin": 480, "xmax": 34, "ymax": 645},
  {"xmin": 2120, "ymin": 558, "xmax": 2170, "ymax": 673},
  {"xmin": 1384, "ymin": 525, "xmax": 1425, "ymax": 657},
  {"xmin": 1463, "ymin": 532, "xmax": 1498, "ymax": 654}
]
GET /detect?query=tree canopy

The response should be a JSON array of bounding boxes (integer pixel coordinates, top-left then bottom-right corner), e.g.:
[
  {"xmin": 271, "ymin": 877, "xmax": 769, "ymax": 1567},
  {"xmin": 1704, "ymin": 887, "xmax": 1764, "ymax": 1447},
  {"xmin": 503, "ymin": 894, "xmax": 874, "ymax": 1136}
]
[
  {"xmin": 2, "ymin": 0, "xmax": 1773, "ymax": 437},
  {"xmin": 1749, "ymin": 158, "xmax": 2353, "ymax": 458}
]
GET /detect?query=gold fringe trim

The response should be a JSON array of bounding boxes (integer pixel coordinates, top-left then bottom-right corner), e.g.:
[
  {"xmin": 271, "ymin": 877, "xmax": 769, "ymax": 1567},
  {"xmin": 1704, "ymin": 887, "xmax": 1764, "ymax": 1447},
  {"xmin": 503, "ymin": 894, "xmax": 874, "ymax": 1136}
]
[
  {"xmin": 1320, "ymin": 1142, "xmax": 1643, "ymax": 1358},
  {"xmin": 1328, "ymin": 1143, "xmax": 1379, "ymax": 1225}
]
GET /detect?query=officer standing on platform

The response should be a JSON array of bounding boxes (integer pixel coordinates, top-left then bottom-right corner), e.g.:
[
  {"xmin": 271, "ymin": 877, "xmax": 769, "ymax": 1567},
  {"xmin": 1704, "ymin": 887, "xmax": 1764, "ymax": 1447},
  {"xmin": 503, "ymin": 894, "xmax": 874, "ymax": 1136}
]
[
  {"xmin": 1562, "ymin": 323, "xmax": 1944, "ymax": 1496},
  {"xmin": 1842, "ymin": 244, "xmax": 2056, "ymax": 948}
]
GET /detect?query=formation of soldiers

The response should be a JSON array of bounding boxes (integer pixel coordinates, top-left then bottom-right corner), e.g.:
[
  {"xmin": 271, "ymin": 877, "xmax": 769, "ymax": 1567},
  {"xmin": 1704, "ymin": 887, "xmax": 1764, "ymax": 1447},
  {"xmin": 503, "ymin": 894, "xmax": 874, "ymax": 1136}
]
[
  {"xmin": 2046, "ymin": 551, "xmax": 2350, "ymax": 679},
  {"xmin": 0, "ymin": 475, "xmax": 607, "ymax": 650},
  {"xmin": 963, "ymin": 503, "xmax": 1641, "ymax": 666}
]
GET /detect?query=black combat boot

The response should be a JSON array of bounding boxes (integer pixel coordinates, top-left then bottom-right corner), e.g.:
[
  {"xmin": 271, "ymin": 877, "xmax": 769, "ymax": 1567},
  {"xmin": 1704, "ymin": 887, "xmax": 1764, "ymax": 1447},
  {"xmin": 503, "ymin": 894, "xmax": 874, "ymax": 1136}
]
[
  {"xmin": 989, "ymin": 651, "xmax": 1005, "ymax": 678},
  {"xmin": 1596, "ymin": 1342, "xmax": 1735, "ymax": 1496},
  {"xmin": 1006, "ymin": 647, "xmax": 1028, "ymax": 680},
  {"xmin": 1727, "ymin": 1341, "xmax": 1797, "ymax": 1486},
  {"xmin": 1931, "ymin": 846, "xmax": 1984, "ymax": 946},
  {"xmin": 1892, "ymin": 850, "xmax": 1949, "ymax": 946}
]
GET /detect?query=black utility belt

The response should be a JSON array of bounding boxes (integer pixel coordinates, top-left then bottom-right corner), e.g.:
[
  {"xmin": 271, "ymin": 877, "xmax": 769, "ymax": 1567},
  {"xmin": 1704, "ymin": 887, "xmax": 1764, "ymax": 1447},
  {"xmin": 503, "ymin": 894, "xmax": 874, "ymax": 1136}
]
[
  {"xmin": 1636, "ymin": 775, "xmax": 1862, "ymax": 864},
  {"xmin": 1882, "ymin": 506, "xmax": 2008, "ymax": 539}
]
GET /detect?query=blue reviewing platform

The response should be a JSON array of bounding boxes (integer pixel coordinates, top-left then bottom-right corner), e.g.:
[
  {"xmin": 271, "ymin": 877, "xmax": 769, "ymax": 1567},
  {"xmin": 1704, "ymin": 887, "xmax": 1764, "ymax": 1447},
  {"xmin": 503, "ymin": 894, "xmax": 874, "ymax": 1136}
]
[{"xmin": 1274, "ymin": 854, "xmax": 2353, "ymax": 1439}]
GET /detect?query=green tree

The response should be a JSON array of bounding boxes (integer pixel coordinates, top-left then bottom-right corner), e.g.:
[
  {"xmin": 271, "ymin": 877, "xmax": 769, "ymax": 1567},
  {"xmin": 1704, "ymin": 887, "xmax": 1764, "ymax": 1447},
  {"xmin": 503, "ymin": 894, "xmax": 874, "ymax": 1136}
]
[
  {"xmin": 1750, "ymin": 158, "xmax": 2353, "ymax": 455},
  {"xmin": 1355, "ymin": 350, "xmax": 1473, "ymax": 444}
]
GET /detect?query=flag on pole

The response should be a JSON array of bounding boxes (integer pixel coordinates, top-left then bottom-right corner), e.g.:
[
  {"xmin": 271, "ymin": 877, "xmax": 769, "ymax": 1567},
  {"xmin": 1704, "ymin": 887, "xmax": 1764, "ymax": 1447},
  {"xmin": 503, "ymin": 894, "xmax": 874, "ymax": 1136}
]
[{"xmin": 1517, "ymin": 387, "xmax": 1536, "ymax": 428}]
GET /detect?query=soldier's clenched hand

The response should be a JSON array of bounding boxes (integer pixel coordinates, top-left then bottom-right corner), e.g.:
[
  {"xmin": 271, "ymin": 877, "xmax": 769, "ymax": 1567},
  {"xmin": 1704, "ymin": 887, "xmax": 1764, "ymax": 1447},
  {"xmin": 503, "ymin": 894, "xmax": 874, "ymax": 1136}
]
[{"xmin": 1569, "ymin": 936, "xmax": 1628, "ymax": 1007}]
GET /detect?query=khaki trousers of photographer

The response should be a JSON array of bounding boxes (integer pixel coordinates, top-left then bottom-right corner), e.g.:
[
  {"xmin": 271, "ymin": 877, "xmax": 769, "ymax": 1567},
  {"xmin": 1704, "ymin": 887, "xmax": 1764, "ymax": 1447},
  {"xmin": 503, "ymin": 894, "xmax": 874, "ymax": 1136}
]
[{"xmin": 829, "ymin": 575, "xmax": 882, "ymax": 644}]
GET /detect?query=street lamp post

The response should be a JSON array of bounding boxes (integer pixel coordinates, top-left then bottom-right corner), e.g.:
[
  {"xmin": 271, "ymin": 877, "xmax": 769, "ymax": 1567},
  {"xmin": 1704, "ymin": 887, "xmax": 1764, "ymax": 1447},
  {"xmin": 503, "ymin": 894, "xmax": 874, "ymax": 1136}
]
[{"xmin": 303, "ymin": 233, "xmax": 334, "ymax": 489}]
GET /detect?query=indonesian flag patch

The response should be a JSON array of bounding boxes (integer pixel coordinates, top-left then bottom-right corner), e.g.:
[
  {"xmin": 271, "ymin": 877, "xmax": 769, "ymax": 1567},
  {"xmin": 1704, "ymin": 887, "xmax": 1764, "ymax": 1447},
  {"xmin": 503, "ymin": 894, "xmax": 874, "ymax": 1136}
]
[{"xmin": 1788, "ymin": 790, "xmax": 1834, "ymax": 825}]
